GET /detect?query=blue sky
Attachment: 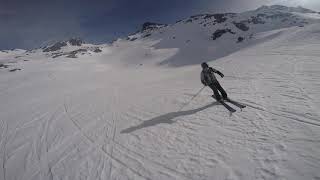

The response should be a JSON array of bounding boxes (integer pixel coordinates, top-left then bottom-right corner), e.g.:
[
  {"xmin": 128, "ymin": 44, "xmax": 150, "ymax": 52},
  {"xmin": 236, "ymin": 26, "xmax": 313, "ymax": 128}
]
[{"xmin": 1, "ymin": 0, "xmax": 320, "ymax": 50}]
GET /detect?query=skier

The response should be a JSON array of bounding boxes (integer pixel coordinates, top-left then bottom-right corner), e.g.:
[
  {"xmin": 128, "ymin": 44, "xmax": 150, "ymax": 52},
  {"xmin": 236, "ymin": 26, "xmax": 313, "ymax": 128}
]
[{"xmin": 200, "ymin": 62, "xmax": 228, "ymax": 101}]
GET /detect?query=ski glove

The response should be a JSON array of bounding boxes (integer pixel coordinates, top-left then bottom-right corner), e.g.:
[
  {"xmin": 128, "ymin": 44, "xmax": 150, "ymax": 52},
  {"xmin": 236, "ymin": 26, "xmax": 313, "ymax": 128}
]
[
  {"xmin": 217, "ymin": 71, "xmax": 224, "ymax": 78},
  {"xmin": 201, "ymin": 81, "xmax": 208, "ymax": 86}
]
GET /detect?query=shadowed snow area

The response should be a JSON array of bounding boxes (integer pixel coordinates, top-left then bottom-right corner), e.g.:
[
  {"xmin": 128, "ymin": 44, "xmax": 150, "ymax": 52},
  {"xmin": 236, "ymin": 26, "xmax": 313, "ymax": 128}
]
[{"xmin": 1, "ymin": 6, "xmax": 320, "ymax": 180}]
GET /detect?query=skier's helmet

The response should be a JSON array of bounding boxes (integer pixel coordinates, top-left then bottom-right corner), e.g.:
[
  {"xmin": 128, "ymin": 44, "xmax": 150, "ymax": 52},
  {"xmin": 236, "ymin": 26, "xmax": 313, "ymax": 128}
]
[{"xmin": 201, "ymin": 62, "xmax": 209, "ymax": 69}]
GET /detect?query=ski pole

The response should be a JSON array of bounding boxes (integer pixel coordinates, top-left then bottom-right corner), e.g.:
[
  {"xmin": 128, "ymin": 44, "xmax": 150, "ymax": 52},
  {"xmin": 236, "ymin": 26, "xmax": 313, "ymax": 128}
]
[{"xmin": 179, "ymin": 86, "xmax": 206, "ymax": 111}]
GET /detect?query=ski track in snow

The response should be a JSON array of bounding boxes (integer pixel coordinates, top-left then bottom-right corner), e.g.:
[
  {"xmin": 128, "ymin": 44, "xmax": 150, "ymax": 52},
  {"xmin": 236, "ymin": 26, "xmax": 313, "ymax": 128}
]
[{"xmin": 1, "ymin": 25, "xmax": 320, "ymax": 179}]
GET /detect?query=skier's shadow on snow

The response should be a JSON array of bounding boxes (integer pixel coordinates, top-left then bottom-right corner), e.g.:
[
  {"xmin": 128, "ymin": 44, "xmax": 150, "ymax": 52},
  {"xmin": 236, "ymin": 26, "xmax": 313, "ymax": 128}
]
[{"xmin": 121, "ymin": 102, "xmax": 219, "ymax": 134}]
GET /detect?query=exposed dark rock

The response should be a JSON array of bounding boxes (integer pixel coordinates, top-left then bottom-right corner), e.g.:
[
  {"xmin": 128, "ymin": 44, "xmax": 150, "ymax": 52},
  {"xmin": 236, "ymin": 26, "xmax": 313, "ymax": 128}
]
[
  {"xmin": 250, "ymin": 16, "xmax": 265, "ymax": 24},
  {"xmin": 204, "ymin": 14, "xmax": 228, "ymax": 23},
  {"xmin": 52, "ymin": 49, "xmax": 87, "ymax": 58},
  {"xmin": 203, "ymin": 14, "xmax": 214, "ymax": 19},
  {"xmin": 43, "ymin": 38, "xmax": 83, "ymax": 52},
  {"xmin": 43, "ymin": 41, "xmax": 67, "ymax": 52},
  {"xmin": 52, "ymin": 53, "xmax": 64, "ymax": 58},
  {"xmin": 93, "ymin": 48, "xmax": 102, "ymax": 53},
  {"xmin": 68, "ymin": 38, "xmax": 83, "ymax": 46},
  {"xmin": 237, "ymin": 37, "xmax": 245, "ymax": 43},
  {"xmin": 9, "ymin": 68, "xmax": 21, "ymax": 72},
  {"xmin": 212, "ymin": 29, "xmax": 235, "ymax": 40},
  {"xmin": 0, "ymin": 64, "xmax": 9, "ymax": 68},
  {"xmin": 66, "ymin": 49, "xmax": 87, "ymax": 58},
  {"xmin": 213, "ymin": 14, "xmax": 228, "ymax": 23},
  {"xmin": 65, "ymin": 54, "xmax": 76, "ymax": 58},
  {"xmin": 185, "ymin": 19, "xmax": 193, "ymax": 23},
  {"xmin": 233, "ymin": 22, "xmax": 250, "ymax": 31},
  {"xmin": 141, "ymin": 22, "xmax": 166, "ymax": 31},
  {"xmin": 143, "ymin": 34, "xmax": 151, "ymax": 38},
  {"xmin": 127, "ymin": 30, "xmax": 140, "ymax": 37},
  {"xmin": 130, "ymin": 37, "xmax": 138, "ymax": 41}
]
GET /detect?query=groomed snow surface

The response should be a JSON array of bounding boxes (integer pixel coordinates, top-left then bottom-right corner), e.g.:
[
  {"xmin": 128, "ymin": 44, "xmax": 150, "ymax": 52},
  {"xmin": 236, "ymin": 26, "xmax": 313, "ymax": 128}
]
[{"xmin": 1, "ymin": 24, "xmax": 320, "ymax": 180}]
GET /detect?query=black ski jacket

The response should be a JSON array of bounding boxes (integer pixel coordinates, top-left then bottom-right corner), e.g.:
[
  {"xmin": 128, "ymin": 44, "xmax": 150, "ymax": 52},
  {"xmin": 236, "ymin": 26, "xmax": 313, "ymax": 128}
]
[{"xmin": 201, "ymin": 67, "xmax": 224, "ymax": 86}]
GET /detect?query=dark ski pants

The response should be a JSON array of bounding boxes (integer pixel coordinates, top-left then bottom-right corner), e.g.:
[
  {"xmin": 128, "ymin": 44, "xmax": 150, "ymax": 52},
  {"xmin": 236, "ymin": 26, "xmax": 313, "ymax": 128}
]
[{"xmin": 209, "ymin": 82, "xmax": 228, "ymax": 101}]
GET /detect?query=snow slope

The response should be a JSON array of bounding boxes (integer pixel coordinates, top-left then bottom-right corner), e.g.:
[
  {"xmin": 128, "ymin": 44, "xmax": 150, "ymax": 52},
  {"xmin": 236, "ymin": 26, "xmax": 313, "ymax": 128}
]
[{"xmin": 1, "ymin": 5, "xmax": 320, "ymax": 180}]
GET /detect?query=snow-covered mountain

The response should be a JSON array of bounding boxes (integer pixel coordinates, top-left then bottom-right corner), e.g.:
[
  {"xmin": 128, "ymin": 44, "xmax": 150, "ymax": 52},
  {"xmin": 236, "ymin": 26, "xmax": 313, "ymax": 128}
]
[
  {"xmin": 1, "ymin": 5, "xmax": 320, "ymax": 180},
  {"xmin": 122, "ymin": 4, "xmax": 320, "ymax": 66},
  {"xmin": 5, "ymin": 5, "xmax": 320, "ymax": 66},
  {"xmin": 33, "ymin": 38, "xmax": 102, "ymax": 59}
]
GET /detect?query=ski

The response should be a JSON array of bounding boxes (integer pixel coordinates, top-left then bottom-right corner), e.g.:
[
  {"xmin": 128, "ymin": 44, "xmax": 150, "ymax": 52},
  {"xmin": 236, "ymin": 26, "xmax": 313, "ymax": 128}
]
[
  {"xmin": 224, "ymin": 98, "xmax": 246, "ymax": 109},
  {"xmin": 219, "ymin": 100, "xmax": 237, "ymax": 113},
  {"xmin": 212, "ymin": 95, "xmax": 236, "ymax": 113}
]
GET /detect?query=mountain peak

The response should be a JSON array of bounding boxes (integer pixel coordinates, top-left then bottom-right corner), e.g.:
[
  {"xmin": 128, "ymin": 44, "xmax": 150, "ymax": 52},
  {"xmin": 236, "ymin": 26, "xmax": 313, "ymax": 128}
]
[
  {"xmin": 67, "ymin": 38, "xmax": 84, "ymax": 46},
  {"xmin": 42, "ymin": 38, "xmax": 84, "ymax": 52},
  {"xmin": 141, "ymin": 22, "xmax": 167, "ymax": 32}
]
